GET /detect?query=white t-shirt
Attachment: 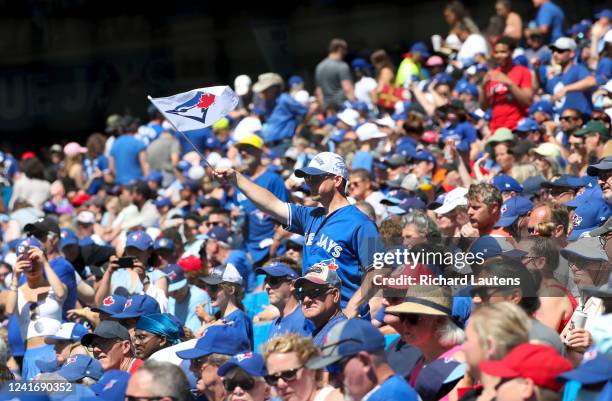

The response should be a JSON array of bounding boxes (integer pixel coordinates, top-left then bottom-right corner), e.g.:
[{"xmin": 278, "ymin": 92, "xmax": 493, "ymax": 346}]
[
  {"xmin": 355, "ymin": 77, "xmax": 378, "ymax": 110},
  {"xmin": 457, "ymin": 34, "xmax": 489, "ymax": 64},
  {"xmin": 365, "ymin": 191, "xmax": 388, "ymax": 223}
]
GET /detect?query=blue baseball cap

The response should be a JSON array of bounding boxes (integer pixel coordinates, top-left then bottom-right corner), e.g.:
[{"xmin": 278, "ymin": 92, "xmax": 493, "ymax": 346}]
[
  {"xmin": 42, "ymin": 200, "xmax": 57, "ymax": 214},
  {"xmin": 91, "ymin": 370, "xmax": 131, "ymax": 401},
  {"xmin": 568, "ymin": 22, "xmax": 591, "ymax": 36},
  {"xmin": 542, "ymin": 174, "xmax": 584, "ymax": 189},
  {"xmin": 16, "ymin": 237, "xmax": 44, "ymax": 257},
  {"xmin": 207, "ymin": 226, "xmax": 231, "ymax": 245},
  {"xmin": 469, "ymin": 235, "xmax": 527, "ymax": 260},
  {"xmin": 125, "ymin": 231, "xmax": 153, "ymax": 251},
  {"xmin": 112, "ymin": 294, "xmax": 161, "ymax": 319},
  {"xmin": 522, "ymin": 175, "xmax": 546, "ymax": 199},
  {"xmin": 413, "ymin": 150, "xmax": 436, "ymax": 165},
  {"xmin": 60, "ymin": 228, "xmax": 79, "ymax": 249},
  {"xmin": 176, "ymin": 325, "xmax": 251, "ymax": 360},
  {"xmin": 456, "ymin": 82, "xmax": 478, "ymax": 97},
  {"xmin": 415, "ymin": 359, "xmax": 466, "ymax": 401},
  {"xmin": 163, "ymin": 264, "xmax": 188, "ymax": 292},
  {"xmin": 255, "ymin": 261, "xmax": 299, "ymax": 279},
  {"xmin": 514, "ymin": 118, "xmax": 540, "ymax": 133},
  {"xmin": 91, "ymin": 294, "xmax": 127, "ymax": 315},
  {"xmin": 558, "ymin": 349, "xmax": 612, "ymax": 384},
  {"xmin": 381, "ymin": 190, "xmax": 413, "ymax": 206},
  {"xmin": 288, "ymin": 75, "xmax": 304, "ymax": 87},
  {"xmin": 34, "ymin": 359, "xmax": 60, "ymax": 373},
  {"xmin": 387, "ymin": 197, "xmax": 427, "ymax": 215},
  {"xmin": 351, "ymin": 58, "xmax": 371, "ymax": 70},
  {"xmin": 154, "ymin": 197, "xmax": 173, "ymax": 208},
  {"xmin": 144, "ymin": 170, "xmax": 163, "ymax": 183},
  {"xmin": 567, "ymin": 198, "xmax": 612, "ymax": 241},
  {"xmin": 218, "ymin": 352, "xmax": 268, "ymax": 377},
  {"xmin": 176, "ymin": 160, "xmax": 191, "ymax": 172},
  {"xmin": 492, "ymin": 175, "xmax": 523, "ymax": 193},
  {"xmin": 57, "ymin": 355, "xmax": 104, "ymax": 382},
  {"xmin": 286, "ymin": 234, "xmax": 305, "ymax": 247},
  {"xmin": 565, "ymin": 184, "xmax": 604, "ymax": 208},
  {"xmin": 434, "ymin": 73, "xmax": 453, "ymax": 85},
  {"xmin": 396, "ymin": 139, "xmax": 417, "ymax": 158},
  {"xmin": 595, "ymin": 9, "xmax": 612, "ymax": 20},
  {"xmin": 410, "ymin": 41, "xmax": 431, "ymax": 58},
  {"xmin": 528, "ymin": 100, "xmax": 554, "ymax": 116},
  {"xmin": 306, "ymin": 318, "xmax": 386, "ymax": 369},
  {"xmin": 495, "ymin": 196, "xmax": 534, "ymax": 228},
  {"xmin": 428, "ymin": 193, "xmax": 446, "ymax": 210},
  {"xmin": 154, "ymin": 237, "xmax": 175, "ymax": 251},
  {"xmin": 45, "ymin": 322, "xmax": 89, "ymax": 344}
]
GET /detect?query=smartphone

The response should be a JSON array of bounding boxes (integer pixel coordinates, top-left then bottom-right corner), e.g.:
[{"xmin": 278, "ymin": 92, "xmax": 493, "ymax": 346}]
[{"xmin": 117, "ymin": 256, "xmax": 136, "ymax": 269}]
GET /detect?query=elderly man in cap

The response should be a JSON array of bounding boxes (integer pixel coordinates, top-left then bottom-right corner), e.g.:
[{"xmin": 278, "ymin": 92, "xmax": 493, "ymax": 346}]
[
  {"xmin": 433, "ymin": 187, "xmax": 469, "ymax": 240},
  {"xmin": 214, "ymin": 151, "xmax": 383, "ymax": 318},
  {"xmin": 133, "ymin": 313, "xmax": 184, "ymax": 360},
  {"xmin": 56, "ymin": 354, "xmax": 104, "ymax": 385},
  {"xmin": 591, "ymin": 216, "xmax": 612, "ymax": 259},
  {"xmin": 177, "ymin": 325, "xmax": 251, "ymax": 401},
  {"xmin": 164, "ymin": 264, "xmax": 211, "ymax": 333},
  {"xmin": 255, "ymin": 260, "xmax": 313, "ymax": 339},
  {"xmin": 294, "ymin": 260, "xmax": 346, "ymax": 347},
  {"xmin": 81, "ymin": 320, "xmax": 143, "ymax": 373},
  {"xmin": 307, "ymin": 318, "xmax": 418, "ymax": 401},
  {"xmin": 588, "ymin": 155, "xmax": 612, "ymax": 206},
  {"xmin": 24, "ymin": 216, "xmax": 78, "ymax": 317}
]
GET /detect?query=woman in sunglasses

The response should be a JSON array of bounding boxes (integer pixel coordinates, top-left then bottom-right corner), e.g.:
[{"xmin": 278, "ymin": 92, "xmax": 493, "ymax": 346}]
[
  {"xmin": 218, "ymin": 353, "xmax": 270, "ymax": 401},
  {"xmin": 5, "ymin": 237, "xmax": 67, "ymax": 380},
  {"xmin": 263, "ymin": 334, "xmax": 342, "ymax": 401}
]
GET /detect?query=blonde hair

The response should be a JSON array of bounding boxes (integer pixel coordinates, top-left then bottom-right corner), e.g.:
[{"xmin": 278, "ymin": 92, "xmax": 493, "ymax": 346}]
[
  {"xmin": 262, "ymin": 333, "xmax": 319, "ymax": 364},
  {"xmin": 469, "ymin": 302, "xmax": 530, "ymax": 360}
]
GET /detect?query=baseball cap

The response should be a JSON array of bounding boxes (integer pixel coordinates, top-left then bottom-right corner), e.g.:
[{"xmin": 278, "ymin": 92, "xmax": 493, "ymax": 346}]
[
  {"xmin": 381, "ymin": 190, "xmax": 413, "ymax": 206},
  {"xmin": 200, "ymin": 263, "xmax": 244, "ymax": 286},
  {"xmin": 410, "ymin": 41, "xmax": 431, "ymax": 58},
  {"xmin": 434, "ymin": 187, "xmax": 468, "ymax": 215},
  {"xmin": 295, "ymin": 259, "xmax": 342, "ymax": 288},
  {"xmin": 16, "ymin": 237, "xmax": 44, "ymax": 258},
  {"xmin": 415, "ymin": 359, "xmax": 466, "ymax": 401},
  {"xmin": 425, "ymin": 55, "xmax": 444, "ymax": 67},
  {"xmin": 77, "ymin": 210, "xmax": 96, "ymax": 225},
  {"xmin": 355, "ymin": 123, "xmax": 387, "ymax": 142},
  {"xmin": 255, "ymin": 261, "xmax": 299, "ymax": 279},
  {"xmin": 91, "ymin": 370, "xmax": 131, "ymax": 401},
  {"xmin": 153, "ymin": 237, "xmax": 175, "ymax": 251},
  {"xmin": 587, "ymin": 156, "xmax": 612, "ymax": 176},
  {"xmin": 90, "ymin": 294, "xmax": 127, "ymax": 315},
  {"xmin": 479, "ymin": 343, "xmax": 573, "ymax": 391},
  {"xmin": 590, "ymin": 216, "xmax": 612, "ymax": 237},
  {"xmin": 560, "ymin": 237, "xmax": 608, "ymax": 262},
  {"xmin": 486, "ymin": 128, "xmax": 515, "ymax": 146},
  {"xmin": 63, "ymin": 142, "xmax": 87, "ymax": 157},
  {"xmin": 469, "ymin": 235, "xmax": 527, "ymax": 260},
  {"xmin": 456, "ymin": 82, "xmax": 478, "ymax": 97},
  {"xmin": 530, "ymin": 142, "xmax": 561, "ymax": 159},
  {"xmin": 144, "ymin": 170, "xmax": 163, "ymax": 183},
  {"xmin": 495, "ymin": 196, "xmax": 534, "ymax": 228},
  {"xmin": 558, "ymin": 349, "xmax": 612, "ymax": 385},
  {"xmin": 71, "ymin": 192, "xmax": 91, "ymax": 207},
  {"xmin": 34, "ymin": 359, "xmax": 60, "ymax": 374},
  {"xmin": 549, "ymin": 37, "xmax": 577, "ymax": 52},
  {"xmin": 176, "ymin": 325, "xmax": 251, "ymax": 360},
  {"xmin": 382, "ymin": 155, "xmax": 407, "ymax": 168},
  {"xmin": 112, "ymin": 294, "xmax": 161, "ymax": 319},
  {"xmin": 542, "ymin": 174, "xmax": 584, "ymax": 189},
  {"xmin": 351, "ymin": 58, "xmax": 371, "ymax": 70},
  {"xmin": 595, "ymin": 9, "xmax": 612, "ymax": 20},
  {"xmin": 218, "ymin": 352, "xmax": 267, "ymax": 377},
  {"xmin": 337, "ymin": 108, "xmax": 359, "ymax": 127},
  {"xmin": 294, "ymin": 152, "xmax": 349, "ymax": 181},
  {"xmin": 575, "ymin": 120, "xmax": 609, "ymax": 138},
  {"xmin": 387, "ymin": 197, "xmax": 427, "ymax": 215},
  {"xmin": 514, "ymin": 117, "xmax": 540, "ymax": 133},
  {"xmin": 60, "ymin": 228, "xmax": 79, "ymax": 249},
  {"xmin": 45, "ymin": 322, "xmax": 89, "ymax": 344},
  {"xmin": 306, "ymin": 318, "xmax": 386, "ymax": 369},
  {"xmin": 207, "ymin": 226, "xmax": 231, "ymax": 245},
  {"xmin": 567, "ymin": 198, "xmax": 612, "ymax": 241},
  {"xmin": 413, "ymin": 150, "xmax": 436, "ymax": 165},
  {"xmin": 178, "ymin": 255, "xmax": 202, "ymax": 272},
  {"xmin": 386, "ymin": 174, "xmax": 419, "ymax": 192},
  {"xmin": 236, "ymin": 133, "xmax": 264, "ymax": 150},
  {"xmin": 428, "ymin": 193, "xmax": 446, "ymax": 210},
  {"xmin": 81, "ymin": 320, "xmax": 131, "ymax": 347},
  {"xmin": 24, "ymin": 216, "xmax": 60, "ymax": 236},
  {"xmin": 154, "ymin": 197, "xmax": 173, "ymax": 208},
  {"xmin": 57, "ymin": 355, "xmax": 104, "ymax": 382},
  {"xmin": 42, "ymin": 200, "xmax": 57, "ymax": 214},
  {"xmin": 522, "ymin": 175, "xmax": 546, "ymax": 199},
  {"xmin": 528, "ymin": 100, "xmax": 554, "ymax": 116},
  {"xmin": 234, "ymin": 75, "xmax": 252, "ymax": 97},
  {"xmin": 492, "ymin": 175, "xmax": 523, "ymax": 193},
  {"xmin": 163, "ymin": 264, "xmax": 188, "ymax": 292},
  {"xmin": 125, "ymin": 231, "xmax": 153, "ymax": 251}
]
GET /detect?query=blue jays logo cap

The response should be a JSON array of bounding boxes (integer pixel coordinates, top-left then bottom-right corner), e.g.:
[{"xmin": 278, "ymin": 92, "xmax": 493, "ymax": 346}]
[
  {"xmin": 387, "ymin": 197, "xmax": 427, "ymax": 215},
  {"xmin": 91, "ymin": 370, "xmax": 131, "ymax": 401},
  {"xmin": 514, "ymin": 117, "xmax": 540, "ymax": 133},
  {"xmin": 567, "ymin": 197, "xmax": 612, "ymax": 241},
  {"xmin": 154, "ymin": 237, "xmax": 175, "ymax": 251},
  {"xmin": 45, "ymin": 322, "xmax": 89, "ymax": 344},
  {"xmin": 176, "ymin": 325, "xmax": 251, "ymax": 360},
  {"xmin": 255, "ymin": 261, "xmax": 299, "ymax": 279},
  {"xmin": 207, "ymin": 226, "xmax": 231, "ymax": 245},
  {"xmin": 145, "ymin": 170, "xmax": 163, "ymax": 183},
  {"xmin": 111, "ymin": 294, "xmax": 160, "ymax": 319},
  {"xmin": 528, "ymin": 100, "xmax": 554, "ymax": 116},
  {"xmin": 294, "ymin": 152, "xmax": 349, "ymax": 180},
  {"xmin": 413, "ymin": 150, "xmax": 436, "ymax": 165},
  {"xmin": 558, "ymin": 349, "xmax": 612, "ymax": 384},
  {"xmin": 16, "ymin": 237, "xmax": 44, "ymax": 257},
  {"xmin": 58, "ymin": 355, "xmax": 104, "ymax": 382},
  {"xmin": 91, "ymin": 294, "xmax": 127, "ymax": 315},
  {"xmin": 306, "ymin": 319, "xmax": 386, "ymax": 369},
  {"xmin": 495, "ymin": 196, "xmax": 534, "ymax": 228},
  {"xmin": 492, "ymin": 175, "xmax": 523, "ymax": 193},
  {"xmin": 218, "ymin": 352, "xmax": 268, "ymax": 377},
  {"xmin": 163, "ymin": 264, "xmax": 188, "ymax": 292},
  {"xmin": 295, "ymin": 259, "xmax": 342, "ymax": 288},
  {"xmin": 154, "ymin": 197, "xmax": 173, "ymax": 208},
  {"xmin": 541, "ymin": 174, "xmax": 584, "ymax": 189},
  {"xmin": 60, "ymin": 228, "xmax": 79, "ymax": 249},
  {"xmin": 125, "ymin": 231, "xmax": 153, "ymax": 251}
]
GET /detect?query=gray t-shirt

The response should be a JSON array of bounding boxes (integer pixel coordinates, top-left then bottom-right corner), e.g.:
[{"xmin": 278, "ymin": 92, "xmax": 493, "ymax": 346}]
[
  {"xmin": 146, "ymin": 133, "xmax": 180, "ymax": 184},
  {"xmin": 315, "ymin": 57, "xmax": 352, "ymax": 109},
  {"xmin": 530, "ymin": 318, "xmax": 565, "ymax": 355}
]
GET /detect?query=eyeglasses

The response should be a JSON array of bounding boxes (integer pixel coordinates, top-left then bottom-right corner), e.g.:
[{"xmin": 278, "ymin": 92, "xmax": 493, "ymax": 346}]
[
  {"xmin": 304, "ymin": 174, "xmax": 333, "ymax": 186},
  {"xmin": 223, "ymin": 375, "xmax": 256, "ymax": 392},
  {"xmin": 264, "ymin": 276, "xmax": 291, "ymax": 288},
  {"xmin": 133, "ymin": 332, "xmax": 162, "ymax": 345},
  {"xmin": 294, "ymin": 286, "xmax": 334, "ymax": 302},
  {"xmin": 87, "ymin": 337, "xmax": 119, "ymax": 353},
  {"xmin": 28, "ymin": 231, "xmax": 48, "ymax": 242},
  {"xmin": 399, "ymin": 313, "xmax": 420, "ymax": 326},
  {"xmin": 560, "ymin": 116, "xmax": 580, "ymax": 122},
  {"xmin": 264, "ymin": 366, "xmax": 303, "ymax": 386},
  {"xmin": 207, "ymin": 221, "xmax": 223, "ymax": 228},
  {"xmin": 348, "ymin": 180, "xmax": 363, "ymax": 187},
  {"xmin": 598, "ymin": 170, "xmax": 612, "ymax": 182},
  {"xmin": 552, "ymin": 48, "xmax": 570, "ymax": 54},
  {"xmin": 469, "ymin": 286, "xmax": 508, "ymax": 301}
]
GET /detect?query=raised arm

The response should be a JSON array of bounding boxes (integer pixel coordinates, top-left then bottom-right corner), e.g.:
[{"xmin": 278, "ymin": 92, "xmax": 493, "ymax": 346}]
[{"xmin": 213, "ymin": 168, "xmax": 289, "ymax": 224}]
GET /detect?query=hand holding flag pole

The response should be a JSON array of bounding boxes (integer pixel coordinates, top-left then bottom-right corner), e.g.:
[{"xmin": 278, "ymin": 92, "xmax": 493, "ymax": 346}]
[{"xmin": 147, "ymin": 86, "xmax": 239, "ymax": 170}]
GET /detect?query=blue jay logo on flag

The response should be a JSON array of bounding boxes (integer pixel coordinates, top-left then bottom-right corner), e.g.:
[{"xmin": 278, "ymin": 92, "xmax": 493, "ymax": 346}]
[{"xmin": 166, "ymin": 91, "xmax": 216, "ymax": 125}]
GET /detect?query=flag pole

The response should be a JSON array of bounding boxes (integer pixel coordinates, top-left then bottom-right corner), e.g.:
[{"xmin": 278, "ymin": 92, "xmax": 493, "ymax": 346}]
[{"xmin": 147, "ymin": 95, "xmax": 214, "ymax": 169}]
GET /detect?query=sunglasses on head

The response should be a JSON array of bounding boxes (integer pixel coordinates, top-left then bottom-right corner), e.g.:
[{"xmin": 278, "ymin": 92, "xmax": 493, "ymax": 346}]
[
  {"xmin": 264, "ymin": 366, "xmax": 302, "ymax": 386},
  {"xmin": 294, "ymin": 286, "xmax": 333, "ymax": 302}
]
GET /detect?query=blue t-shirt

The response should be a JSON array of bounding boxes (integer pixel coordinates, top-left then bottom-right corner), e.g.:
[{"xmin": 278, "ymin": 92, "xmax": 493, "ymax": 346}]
[
  {"xmin": 595, "ymin": 57, "xmax": 612, "ymax": 86},
  {"xmin": 545, "ymin": 63, "xmax": 593, "ymax": 115},
  {"xmin": 137, "ymin": 122, "xmax": 164, "ymax": 146},
  {"xmin": 225, "ymin": 250, "xmax": 256, "ymax": 293},
  {"xmin": 177, "ymin": 128, "xmax": 213, "ymax": 157},
  {"xmin": 83, "ymin": 155, "xmax": 110, "ymax": 194},
  {"xmin": 235, "ymin": 168, "xmax": 289, "ymax": 264},
  {"xmin": 168, "ymin": 285, "xmax": 211, "ymax": 333},
  {"xmin": 367, "ymin": 375, "xmax": 419, "ymax": 401},
  {"xmin": 286, "ymin": 204, "xmax": 382, "ymax": 307},
  {"xmin": 223, "ymin": 309, "xmax": 254, "ymax": 350},
  {"xmin": 351, "ymin": 151, "xmax": 374, "ymax": 176},
  {"xmin": 110, "ymin": 135, "xmax": 146, "ymax": 185},
  {"xmin": 441, "ymin": 121, "xmax": 477, "ymax": 153},
  {"xmin": 312, "ymin": 314, "xmax": 347, "ymax": 347},
  {"xmin": 268, "ymin": 306, "xmax": 314, "ymax": 339},
  {"xmin": 536, "ymin": 1, "xmax": 565, "ymax": 42},
  {"xmin": 261, "ymin": 93, "xmax": 308, "ymax": 144},
  {"xmin": 50, "ymin": 257, "xmax": 77, "ymax": 319}
]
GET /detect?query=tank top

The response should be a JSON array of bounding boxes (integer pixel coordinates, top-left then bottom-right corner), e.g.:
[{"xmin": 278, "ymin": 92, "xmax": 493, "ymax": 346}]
[
  {"xmin": 313, "ymin": 386, "xmax": 336, "ymax": 401},
  {"xmin": 547, "ymin": 283, "xmax": 578, "ymax": 333},
  {"xmin": 17, "ymin": 286, "xmax": 63, "ymax": 340}
]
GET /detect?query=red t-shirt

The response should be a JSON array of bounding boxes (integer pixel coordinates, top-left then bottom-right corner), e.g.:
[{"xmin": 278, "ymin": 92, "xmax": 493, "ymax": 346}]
[
  {"xmin": 485, "ymin": 64, "xmax": 532, "ymax": 132},
  {"xmin": 127, "ymin": 358, "xmax": 144, "ymax": 374}
]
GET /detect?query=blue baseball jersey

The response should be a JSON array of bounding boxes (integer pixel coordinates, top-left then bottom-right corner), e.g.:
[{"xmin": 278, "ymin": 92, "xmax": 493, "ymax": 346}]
[
  {"xmin": 286, "ymin": 203, "xmax": 382, "ymax": 307},
  {"xmin": 535, "ymin": 1, "xmax": 565, "ymax": 42},
  {"xmin": 367, "ymin": 375, "xmax": 419, "ymax": 401},
  {"xmin": 312, "ymin": 314, "xmax": 347, "ymax": 347},
  {"xmin": 545, "ymin": 63, "xmax": 593, "ymax": 115},
  {"xmin": 168, "ymin": 285, "xmax": 211, "ymax": 333},
  {"xmin": 268, "ymin": 306, "xmax": 314, "ymax": 340},
  {"xmin": 223, "ymin": 309, "xmax": 254, "ymax": 350},
  {"xmin": 50, "ymin": 257, "xmax": 78, "ymax": 319},
  {"xmin": 234, "ymin": 168, "xmax": 289, "ymax": 264}
]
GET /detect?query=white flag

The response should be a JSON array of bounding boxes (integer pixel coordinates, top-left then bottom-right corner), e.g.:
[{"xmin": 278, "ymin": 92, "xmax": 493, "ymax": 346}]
[{"xmin": 148, "ymin": 86, "xmax": 239, "ymax": 132}]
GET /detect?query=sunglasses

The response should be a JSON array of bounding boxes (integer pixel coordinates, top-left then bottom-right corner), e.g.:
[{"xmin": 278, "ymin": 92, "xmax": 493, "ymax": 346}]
[
  {"xmin": 294, "ymin": 286, "xmax": 334, "ymax": 302},
  {"xmin": 265, "ymin": 276, "xmax": 291, "ymax": 287},
  {"xmin": 207, "ymin": 221, "xmax": 223, "ymax": 227},
  {"xmin": 399, "ymin": 313, "xmax": 420, "ymax": 326},
  {"xmin": 560, "ymin": 116, "xmax": 580, "ymax": 122},
  {"xmin": 223, "ymin": 375, "xmax": 256, "ymax": 392},
  {"xmin": 264, "ymin": 366, "xmax": 302, "ymax": 386}
]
